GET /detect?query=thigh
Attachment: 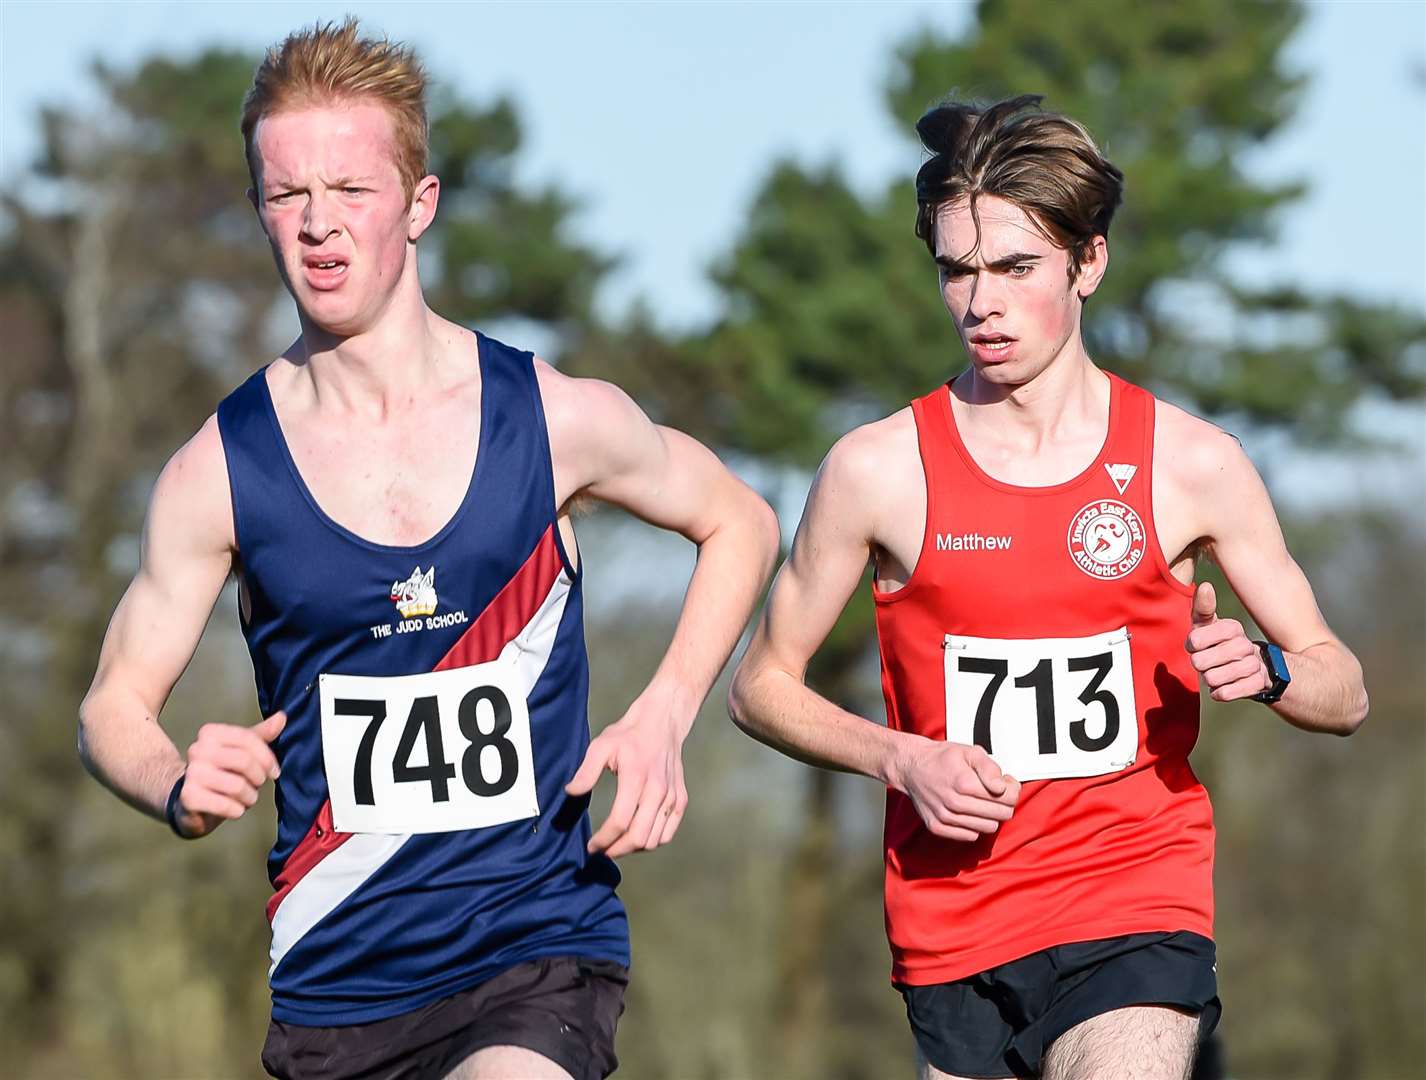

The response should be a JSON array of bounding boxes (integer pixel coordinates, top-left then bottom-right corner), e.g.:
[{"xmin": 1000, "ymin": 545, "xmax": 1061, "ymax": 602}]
[
  {"xmin": 445, "ymin": 1045, "xmax": 573, "ymax": 1080},
  {"xmin": 1042, "ymin": 1005, "xmax": 1199, "ymax": 1080}
]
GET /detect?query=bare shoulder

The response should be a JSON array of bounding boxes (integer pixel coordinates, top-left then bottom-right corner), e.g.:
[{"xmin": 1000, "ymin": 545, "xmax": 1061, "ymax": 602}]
[
  {"xmin": 534, "ymin": 358, "xmax": 640, "ymax": 445},
  {"xmin": 813, "ymin": 407, "xmax": 919, "ymax": 531},
  {"xmin": 822, "ymin": 407, "xmax": 916, "ymax": 487},
  {"xmin": 534, "ymin": 358, "xmax": 633, "ymax": 416},
  {"xmin": 1153, "ymin": 397, "xmax": 1259, "ymax": 496},
  {"xmin": 148, "ymin": 413, "xmax": 235, "ymax": 555},
  {"xmin": 533, "ymin": 359, "xmax": 666, "ymax": 508}
]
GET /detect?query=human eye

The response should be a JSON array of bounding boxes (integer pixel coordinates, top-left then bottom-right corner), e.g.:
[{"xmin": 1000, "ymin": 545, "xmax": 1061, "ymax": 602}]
[{"xmin": 1008, "ymin": 263, "xmax": 1033, "ymax": 277}]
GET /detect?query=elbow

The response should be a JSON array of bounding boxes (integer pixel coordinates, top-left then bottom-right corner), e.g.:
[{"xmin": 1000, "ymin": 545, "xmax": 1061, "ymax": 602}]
[
  {"xmin": 1340, "ymin": 686, "xmax": 1368, "ymax": 737},
  {"xmin": 749, "ymin": 494, "xmax": 782, "ymax": 585},
  {"xmin": 727, "ymin": 665, "xmax": 751, "ymax": 733},
  {"xmin": 76, "ymin": 698, "xmax": 100, "ymax": 778},
  {"xmin": 1337, "ymin": 654, "xmax": 1369, "ymax": 736},
  {"xmin": 727, "ymin": 659, "xmax": 762, "ymax": 738}
]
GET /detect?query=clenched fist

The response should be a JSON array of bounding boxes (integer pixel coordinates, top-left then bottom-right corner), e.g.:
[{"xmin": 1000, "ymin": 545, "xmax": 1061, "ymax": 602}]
[{"xmin": 172, "ymin": 711, "xmax": 286, "ymax": 838}]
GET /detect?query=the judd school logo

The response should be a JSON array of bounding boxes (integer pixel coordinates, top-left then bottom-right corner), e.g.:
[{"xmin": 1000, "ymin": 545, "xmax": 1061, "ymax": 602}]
[
  {"xmin": 391, "ymin": 566, "xmax": 438, "ymax": 618},
  {"xmin": 1067, "ymin": 500, "xmax": 1146, "ymax": 580}
]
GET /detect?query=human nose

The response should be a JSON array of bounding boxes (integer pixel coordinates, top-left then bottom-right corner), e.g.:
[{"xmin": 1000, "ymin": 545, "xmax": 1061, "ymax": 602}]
[
  {"xmin": 300, "ymin": 190, "xmax": 338, "ymax": 243},
  {"xmin": 965, "ymin": 271, "xmax": 1006, "ymax": 323}
]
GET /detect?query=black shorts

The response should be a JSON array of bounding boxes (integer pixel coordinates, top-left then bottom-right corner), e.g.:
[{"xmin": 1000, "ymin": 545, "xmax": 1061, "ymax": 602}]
[
  {"xmin": 262, "ymin": 956, "xmax": 628, "ymax": 1080},
  {"xmin": 898, "ymin": 932, "xmax": 1220, "ymax": 1079}
]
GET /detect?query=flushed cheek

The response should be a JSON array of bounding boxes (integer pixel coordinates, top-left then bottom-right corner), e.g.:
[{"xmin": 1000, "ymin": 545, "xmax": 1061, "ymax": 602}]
[{"xmin": 1014, "ymin": 284, "xmax": 1074, "ymax": 336}]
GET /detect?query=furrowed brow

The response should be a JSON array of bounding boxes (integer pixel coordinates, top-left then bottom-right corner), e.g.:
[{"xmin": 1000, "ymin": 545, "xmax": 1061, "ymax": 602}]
[
  {"xmin": 985, "ymin": 252, "xmax": 1043, "ymax": 270},
  {"xmin": 934, "ymin": 254, "xmax": 975, "ymax": 274},
  {"xmin": 934, "ymin": 251, "xmax": 1043, "ymax": 273}
]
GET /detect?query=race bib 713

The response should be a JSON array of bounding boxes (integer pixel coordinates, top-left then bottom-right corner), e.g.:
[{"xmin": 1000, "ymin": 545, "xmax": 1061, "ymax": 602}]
[
  {"xmin": 319, "ymin": 660, "xmax": 540, "ymax": 834},
  {"xmin": 943, "ymin": 627, "xmax": 1138, "ymax": 782}
]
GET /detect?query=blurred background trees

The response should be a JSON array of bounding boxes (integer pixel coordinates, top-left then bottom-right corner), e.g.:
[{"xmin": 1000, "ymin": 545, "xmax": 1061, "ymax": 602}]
[{"xmin": 2, "ymin": 0, "xmax": 1421, "ymax": 1076}]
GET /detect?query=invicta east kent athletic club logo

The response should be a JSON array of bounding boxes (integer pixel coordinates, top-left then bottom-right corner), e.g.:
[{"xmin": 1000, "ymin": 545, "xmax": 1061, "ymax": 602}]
[{"xmin": 1067, "ymin": 500, "xmax": 1146, "ymax": 580}]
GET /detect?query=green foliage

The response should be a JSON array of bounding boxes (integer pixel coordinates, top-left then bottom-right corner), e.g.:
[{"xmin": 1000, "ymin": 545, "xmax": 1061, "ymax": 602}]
[
  {"xmin": 425, "ymin": 95, "xmax": 616, "ymax": 329},
  {"xmin": 656, "ymin": 0, "xmax": 1425, "ymax": 465}
]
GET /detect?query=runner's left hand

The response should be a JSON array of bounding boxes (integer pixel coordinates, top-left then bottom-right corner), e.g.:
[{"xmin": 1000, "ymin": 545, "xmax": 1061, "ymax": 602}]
[
  {"xmin": 1185, "ymin": 582, "xmax": 1271, "ymax": 702},
  {"xmin": 565, "ymin": 694, "xmax": 690, "ymax": 857}
]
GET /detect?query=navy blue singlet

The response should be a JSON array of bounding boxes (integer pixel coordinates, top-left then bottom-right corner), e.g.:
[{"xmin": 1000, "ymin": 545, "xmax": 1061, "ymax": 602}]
[{"xmin": 217, "ymin": 333, "xmax": 628, "ymax": 1026}]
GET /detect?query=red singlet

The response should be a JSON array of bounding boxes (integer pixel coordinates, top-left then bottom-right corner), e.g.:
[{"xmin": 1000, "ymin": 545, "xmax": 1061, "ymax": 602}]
[{"xmin": 874, "ymin": 373, "xmax": 1214, "ymax": 986}]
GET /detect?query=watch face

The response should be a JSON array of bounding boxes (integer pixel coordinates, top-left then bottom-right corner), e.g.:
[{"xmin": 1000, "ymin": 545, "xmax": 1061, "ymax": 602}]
[
  {"xmin": 1265, "ymin": 643, "xmax": 1291, "ymax": 684},
  {"xmin": 1256, "ymin": 641, "xmax": 1290, "ymax": 703}
]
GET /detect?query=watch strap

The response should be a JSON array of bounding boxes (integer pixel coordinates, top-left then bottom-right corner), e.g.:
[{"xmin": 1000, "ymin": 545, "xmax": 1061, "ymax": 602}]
[{"xmin": 165, "ymin": 772, "xmax": 195, "ymax": 839}]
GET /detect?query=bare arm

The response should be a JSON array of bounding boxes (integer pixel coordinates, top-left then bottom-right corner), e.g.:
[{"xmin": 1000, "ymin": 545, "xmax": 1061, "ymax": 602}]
[
  {"xmin": 1165, "ymin": 419, "xmax": 1368, "ymax": 735},
  {"xmin": 539, "ymin": 363, "xmax": 780, "ymax": 854},
  {"xmin": 78, "ymin": 416, "xmax": 282, "ymax": 837},
  {"xmin": 729, "ymin": 424, "xmax": 1020, "ymax": 842}
]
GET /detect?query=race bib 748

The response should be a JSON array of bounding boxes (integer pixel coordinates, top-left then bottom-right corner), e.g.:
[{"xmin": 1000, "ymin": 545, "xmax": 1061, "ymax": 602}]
[
  {"xmin": 943, "ymin": 627, "xmax": 1138, "ymax": 782},
  {"xmin": 319, "ymin": 660, "xmax": 540, "ymax": 834}
]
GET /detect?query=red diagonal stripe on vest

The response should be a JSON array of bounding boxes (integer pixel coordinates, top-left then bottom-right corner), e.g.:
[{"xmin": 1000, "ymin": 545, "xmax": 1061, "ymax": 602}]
[
  {"xmin": 434, "ymin": 525, "xmax": 563, "ymax": 671},
  {"xmin": 266, "ymin": 526, "xmax": 565, "ymax": 924}
]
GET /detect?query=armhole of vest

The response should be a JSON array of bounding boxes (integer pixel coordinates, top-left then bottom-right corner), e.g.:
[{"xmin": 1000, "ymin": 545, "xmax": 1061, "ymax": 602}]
[
  {"xmin": 215, "ymin": 395, "xmax": 249, "ymax": 566},
  {"xmin": 874, "ymin": 392, "xmax": 940, "ymax": 605},
  {"xmin": 1140, "ymin": 390, "xmax": 1196, "ymax": 597},
  {"xmin": 521, "ymin": 350, "xmax": 581, "ymax": 583}
]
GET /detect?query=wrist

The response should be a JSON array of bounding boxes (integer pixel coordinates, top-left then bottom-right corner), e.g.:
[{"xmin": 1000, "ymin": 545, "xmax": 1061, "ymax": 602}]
[
  {"xmin": 1251, "ymin": 640, "xmax": 1292, "ymax": 705},
  {"xmin": 641, "ymin": 675, "xmax": 701, "ymax": 737},
  {"xmin": 878, "ymin": 731, "xmax": 916, "ymax": 792},
  {"xmin": 164, "ymin": 772, "xmax": 196, "ymax": 839}
]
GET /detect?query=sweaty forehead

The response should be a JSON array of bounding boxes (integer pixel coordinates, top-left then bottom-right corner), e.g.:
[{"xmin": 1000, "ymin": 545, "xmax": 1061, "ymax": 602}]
[
  {"xmin": 933, "ymin": 196, "xmax": 1057, "ymax": 262},
  {"xmin": 252, "ymin": 103, "xmax": 401, "ymax": 185}
]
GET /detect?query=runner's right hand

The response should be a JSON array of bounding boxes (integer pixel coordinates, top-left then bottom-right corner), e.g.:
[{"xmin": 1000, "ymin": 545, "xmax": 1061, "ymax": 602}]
[
  {"xmin": 895, "ymin": 738, "xmax": 1020, "ymax": 843},
  {"xmin": 174, "ymin": 711, "xmax": 285, "ymax": 838}
]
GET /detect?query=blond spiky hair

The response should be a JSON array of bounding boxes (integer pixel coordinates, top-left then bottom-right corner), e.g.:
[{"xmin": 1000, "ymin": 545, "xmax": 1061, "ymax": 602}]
[{"xmin": 241, "ymin": 17, "xmax": 429, "ymax": 198}]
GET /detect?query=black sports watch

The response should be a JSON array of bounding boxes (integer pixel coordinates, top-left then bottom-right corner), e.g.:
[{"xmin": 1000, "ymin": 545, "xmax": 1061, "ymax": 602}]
[
  {"xmin": 165, "ymin": 772, "xmax": 196, "ymax": 839},
  {"xmin": 1251, "ymin": 640, "xmax": 1291, "ymax": 704}
]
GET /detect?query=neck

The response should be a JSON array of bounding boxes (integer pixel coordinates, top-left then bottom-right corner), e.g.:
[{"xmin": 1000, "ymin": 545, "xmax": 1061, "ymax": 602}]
[
  {"xmin": 290, "ymin": 261, "xmax": 450, "ymax": 415},
  {"xmin": 954, "ymin": 334, "xmax": 1107, "ymax": 442}
]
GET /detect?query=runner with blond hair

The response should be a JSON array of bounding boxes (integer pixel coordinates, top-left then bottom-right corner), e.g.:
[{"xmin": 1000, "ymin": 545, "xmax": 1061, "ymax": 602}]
[{"xmin": 79, "ymin": 19, "xmax": 778, "ymax": 1079}]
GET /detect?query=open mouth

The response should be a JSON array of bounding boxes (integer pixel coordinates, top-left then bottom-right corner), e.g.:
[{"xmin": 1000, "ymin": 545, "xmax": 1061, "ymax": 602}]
[
  {"xmin": 969, "ymin": 333, "xmax": 1017, "ymax": 357},
  {"xmin": 302, "ymin": 256, "xmax": 349, "ymax": 288}
]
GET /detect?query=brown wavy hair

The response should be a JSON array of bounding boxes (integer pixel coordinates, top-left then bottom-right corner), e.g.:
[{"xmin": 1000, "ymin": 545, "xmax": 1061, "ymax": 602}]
[
  {"xmin": 914, "ymin": 94, "xmax": 1123, "ymax": 279},
  {"xmin": 241, "ymin": 17, "xmax": 429, "ymax": 199}
]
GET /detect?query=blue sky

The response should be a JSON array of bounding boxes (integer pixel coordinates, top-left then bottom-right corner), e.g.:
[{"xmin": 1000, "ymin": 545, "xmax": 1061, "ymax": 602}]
[{"xmin": 3, "ymin": 1, "xmax": 1422, "ymax": 329}]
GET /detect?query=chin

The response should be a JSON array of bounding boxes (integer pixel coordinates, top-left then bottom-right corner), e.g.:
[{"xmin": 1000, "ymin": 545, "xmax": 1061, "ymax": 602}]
[
  {"xmin": 300, "ymin": 311, "xmax": 365, "ymax": 340},
  {"xmin": 970, "ymin": 351, "xmax": 1056, "ymax": 388},
  {"xmin": 971, "ymin": 360, "xmax": 1030, "ymax": 386},
  {"xmin": 297, "ymin": 297, "xmax": 369, "ymax": 338}
]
